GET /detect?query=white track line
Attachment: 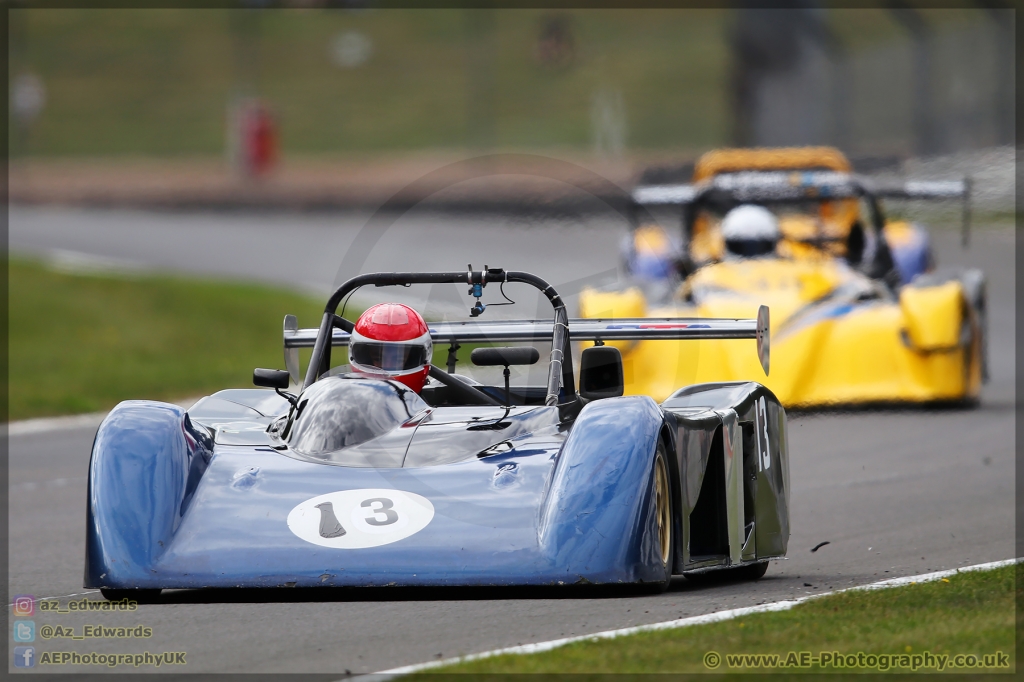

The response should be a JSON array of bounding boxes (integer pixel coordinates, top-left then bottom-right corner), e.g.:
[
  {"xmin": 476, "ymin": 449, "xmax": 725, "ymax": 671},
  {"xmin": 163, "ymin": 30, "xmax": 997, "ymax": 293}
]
[
  {"xmin": 9, "ymin": 476, "xmax": 87, "ymax": 492},
  {"xmin": 6, "ymin": 412, "xmax": 109, "ymax": 437},
  {"xmin": 8, "ymin": 591, "xmax": 101, "ymax": 607},
  {"xmin": 363, "ymin": 557, "xmax": 1019, "ymax": 680},
  {"xmin": 6, "ymin": 397, "xmax": 203, "ymax": 437}
]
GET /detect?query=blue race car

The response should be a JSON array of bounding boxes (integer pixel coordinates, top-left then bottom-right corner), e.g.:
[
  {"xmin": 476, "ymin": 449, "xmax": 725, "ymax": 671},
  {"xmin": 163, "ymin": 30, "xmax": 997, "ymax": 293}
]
[{"xmin": 86, "ymin": 267, "xmax": 789, "ymax": 600}]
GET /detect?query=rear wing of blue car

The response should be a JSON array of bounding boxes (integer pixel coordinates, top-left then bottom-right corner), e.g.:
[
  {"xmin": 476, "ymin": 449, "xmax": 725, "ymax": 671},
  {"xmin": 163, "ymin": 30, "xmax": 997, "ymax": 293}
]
[
  {"xmin": 283, "ymin": 306, "xmax": 771, "ymax": 384},
  {"xmin": 631, "ymin": 171, "xmax": 972, "ymax": 245}
]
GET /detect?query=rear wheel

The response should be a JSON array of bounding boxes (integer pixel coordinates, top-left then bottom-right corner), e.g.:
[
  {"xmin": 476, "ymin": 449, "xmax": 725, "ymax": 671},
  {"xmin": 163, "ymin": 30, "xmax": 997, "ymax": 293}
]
[
  {"xmin": 974, "ymin": 280, "xmax": 988, "ymax": 384},
  {"xmin": 646, "ymin": 443, "xmax": 675, "ymax": 593}
]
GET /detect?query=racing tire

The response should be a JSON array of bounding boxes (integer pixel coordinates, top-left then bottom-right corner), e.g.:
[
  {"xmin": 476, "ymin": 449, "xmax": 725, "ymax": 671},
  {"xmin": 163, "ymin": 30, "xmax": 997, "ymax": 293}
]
[
  {"xmin": 973, "ymin": 277, "xmax": 989, "ymax": 384},
  {"xmin": 643, "ymin": 442, "xmax": 676, "ymax": 594},
  {"xmin": 100, "ymin": 588, "xmax": 161, "ymax": 603}
]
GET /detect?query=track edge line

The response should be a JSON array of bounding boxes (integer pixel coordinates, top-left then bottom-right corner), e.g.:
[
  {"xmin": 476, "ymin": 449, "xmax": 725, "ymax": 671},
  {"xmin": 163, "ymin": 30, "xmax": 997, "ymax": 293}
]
[{"xmin": 359, "ymin": 557, "xmax": 1020, "ymax": 681}]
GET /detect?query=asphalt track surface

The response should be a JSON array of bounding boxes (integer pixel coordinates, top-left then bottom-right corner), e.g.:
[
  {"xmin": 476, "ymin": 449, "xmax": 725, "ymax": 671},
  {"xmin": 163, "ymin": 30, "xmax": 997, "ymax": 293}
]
[{"xmin": 7, "ymin": 206, "xmax": 1016, "ymax": 675}]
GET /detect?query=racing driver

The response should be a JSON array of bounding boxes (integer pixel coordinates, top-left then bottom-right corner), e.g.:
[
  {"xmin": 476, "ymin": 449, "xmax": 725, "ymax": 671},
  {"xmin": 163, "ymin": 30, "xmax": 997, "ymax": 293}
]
[
  {"xmin": 720, "ymin": 204, "xmax": 781, "ymax": 259},
  {"xmin": 348, "ymin": 302, "xmax": 432, "ymax": 393}
]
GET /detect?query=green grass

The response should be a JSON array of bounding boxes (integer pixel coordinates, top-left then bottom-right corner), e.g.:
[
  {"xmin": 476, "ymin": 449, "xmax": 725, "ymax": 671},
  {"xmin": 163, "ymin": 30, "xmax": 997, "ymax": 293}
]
[
  {"xmin": 419, "ymin": 564, "xmax": 1016, "ymax": 675},
  {"xmin": 9, "ymin": 8, "xmax": 731, "ymax": 157},
  {"xmin": 8, "ymin": 257, "xmax": 329, "ymax": 421},
  {"xmin": 9, "ymin": 8, "xmax": 986, "ymax": 159},
  {"xmin": 6, "ymin": 256, "xmax": 534, "ymax": 420},
  {"xmin": 9, "ymin": 9, "xmax": 986, "ymax": 159}
]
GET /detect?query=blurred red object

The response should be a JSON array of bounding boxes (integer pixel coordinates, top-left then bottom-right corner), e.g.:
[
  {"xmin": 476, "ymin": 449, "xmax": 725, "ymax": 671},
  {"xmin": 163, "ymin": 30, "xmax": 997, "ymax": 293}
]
[{"xmin": 230, "ymin": 99, "xmax": 278, "ymax": 178}]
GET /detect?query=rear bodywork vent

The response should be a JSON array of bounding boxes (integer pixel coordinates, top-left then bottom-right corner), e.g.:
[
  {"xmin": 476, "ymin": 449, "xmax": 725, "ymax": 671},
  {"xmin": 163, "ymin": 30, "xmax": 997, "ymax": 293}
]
[{"xmin": 689, "ymin": 427, "xmax": 729, "ymax": 558}]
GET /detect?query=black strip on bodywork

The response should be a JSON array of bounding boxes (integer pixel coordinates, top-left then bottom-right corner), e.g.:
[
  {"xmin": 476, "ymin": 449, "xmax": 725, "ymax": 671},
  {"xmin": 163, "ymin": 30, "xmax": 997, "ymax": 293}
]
[
  {"xmin": 741, "ymin": 421, "xmax": 758, "ymax": 539},
  {"xmin": 689, "ymin": 427, "xmax": 729, "ymax": 558}
]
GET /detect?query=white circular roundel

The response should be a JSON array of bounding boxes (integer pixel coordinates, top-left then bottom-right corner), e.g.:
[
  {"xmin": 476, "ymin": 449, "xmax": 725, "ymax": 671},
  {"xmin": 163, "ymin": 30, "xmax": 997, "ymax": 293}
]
[{"xmin": 287, "ymin": 488, "xmax": 434, "ymax": 549}]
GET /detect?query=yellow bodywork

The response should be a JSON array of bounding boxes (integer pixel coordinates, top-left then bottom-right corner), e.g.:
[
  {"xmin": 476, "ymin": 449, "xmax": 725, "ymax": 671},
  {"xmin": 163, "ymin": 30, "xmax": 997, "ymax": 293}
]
[
  {"xmin": 580, "ymin": 258, "xmax": 982, "ymax": 408},
  {"xmin": 692, "ymin": 147, "xmax": 852, "ymax": 180}
]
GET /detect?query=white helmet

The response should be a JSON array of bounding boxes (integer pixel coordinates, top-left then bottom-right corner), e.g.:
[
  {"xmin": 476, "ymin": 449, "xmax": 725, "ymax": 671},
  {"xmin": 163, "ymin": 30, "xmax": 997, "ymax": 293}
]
[{"xmin": 720, "ymin": 204, "xmax": 780, "ymax": 258}]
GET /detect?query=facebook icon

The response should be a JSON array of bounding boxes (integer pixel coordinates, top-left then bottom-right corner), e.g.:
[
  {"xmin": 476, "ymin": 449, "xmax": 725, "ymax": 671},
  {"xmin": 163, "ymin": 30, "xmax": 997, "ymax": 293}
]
[{"xmin": 14, "ymin": 646, "xmax": 35, "ymax": 668}]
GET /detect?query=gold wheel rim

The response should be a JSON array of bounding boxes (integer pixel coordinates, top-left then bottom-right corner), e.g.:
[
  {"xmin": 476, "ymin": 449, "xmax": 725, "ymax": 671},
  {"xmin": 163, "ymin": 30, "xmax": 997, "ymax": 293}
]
[{"xmin": 655, "ymin": 454, "xmax": 671, "ymax": 566}]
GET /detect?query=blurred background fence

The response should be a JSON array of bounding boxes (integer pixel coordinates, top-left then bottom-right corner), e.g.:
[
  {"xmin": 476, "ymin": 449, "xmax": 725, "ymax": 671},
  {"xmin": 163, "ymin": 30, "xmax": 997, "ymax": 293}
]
[
  {"xmin": 736, "ymin": 6, "xmax": 1014, "ymax": 158},
  {"xmin": 6, "ymin": 5, "xmax": 1016, "ymax": 210}
]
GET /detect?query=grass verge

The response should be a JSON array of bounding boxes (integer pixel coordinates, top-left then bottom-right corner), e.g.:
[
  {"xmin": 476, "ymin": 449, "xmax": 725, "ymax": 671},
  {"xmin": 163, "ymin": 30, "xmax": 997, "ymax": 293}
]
[
  {"xmin": 417, "ymin": 564, "xmax": 1016, "ymax": 675},
  {"xmin": 8, "ymin": 257, "xmax": 329, "ymax": 421}
]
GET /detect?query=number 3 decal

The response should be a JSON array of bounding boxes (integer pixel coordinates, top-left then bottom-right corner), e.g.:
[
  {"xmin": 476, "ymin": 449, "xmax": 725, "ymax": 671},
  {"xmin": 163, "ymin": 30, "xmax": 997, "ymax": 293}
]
[
  {"xmin": 756, "ymin": 396, "xmax": 771, "ymax": 471},
  {"xmin": 361, "ymin": 498, "xmax": 399, "ymax": 526}
]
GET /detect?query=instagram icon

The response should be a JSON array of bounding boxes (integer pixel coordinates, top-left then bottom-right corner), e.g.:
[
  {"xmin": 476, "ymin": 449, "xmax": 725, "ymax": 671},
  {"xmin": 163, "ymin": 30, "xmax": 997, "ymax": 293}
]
[{"xmin": 12, "ymin": 596, "xmax": 34, "ymax": 617}]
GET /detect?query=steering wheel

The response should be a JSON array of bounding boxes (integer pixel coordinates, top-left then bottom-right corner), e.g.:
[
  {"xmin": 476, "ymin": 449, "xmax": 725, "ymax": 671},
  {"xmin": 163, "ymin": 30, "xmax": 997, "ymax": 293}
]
[{"xmin": 427, "ymin": 365, "xmax": 503, "ymax": 406}]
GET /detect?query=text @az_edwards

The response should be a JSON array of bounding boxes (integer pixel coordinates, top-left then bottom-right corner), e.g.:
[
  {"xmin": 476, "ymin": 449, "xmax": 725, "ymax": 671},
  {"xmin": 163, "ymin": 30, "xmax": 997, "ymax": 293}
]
[
  {"xmin": 703, "ymin": 650, "xmax": 1011, "ymax": 672},
  {"xmin": 39, "ymin": 597, "xmax": 138, "ymax": 613},
  {"xmin": 35, "ymin": 651, "xmax": 186, "ymax": 668},
  {"xmin": 40, "ymin": 624, "xmax": 152, "ymax": 640}
]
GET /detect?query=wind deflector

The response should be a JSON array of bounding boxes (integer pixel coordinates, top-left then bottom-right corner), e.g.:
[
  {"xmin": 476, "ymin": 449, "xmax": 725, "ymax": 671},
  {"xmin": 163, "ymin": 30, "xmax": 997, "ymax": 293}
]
[{"xmin": 288, "ymin": 378, "xmax": 425, "ymax": 457}]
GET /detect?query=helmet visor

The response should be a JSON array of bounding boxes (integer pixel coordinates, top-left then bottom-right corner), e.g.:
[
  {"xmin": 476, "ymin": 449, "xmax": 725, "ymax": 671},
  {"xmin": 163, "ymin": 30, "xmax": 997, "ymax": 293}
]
[
  {"xmin": 351, "ymin": 341, "xmax": 429, "ymax": 372},
  {"xmin": 725, "ymin": 238, "xmax": 777, "ymax": 257}
]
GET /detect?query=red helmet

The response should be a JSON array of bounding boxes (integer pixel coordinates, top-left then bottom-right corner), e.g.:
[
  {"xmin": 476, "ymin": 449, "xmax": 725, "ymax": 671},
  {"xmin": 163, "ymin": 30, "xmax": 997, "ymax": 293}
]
[{"xmin": 349, "ymin": 303, "xmax": 432, "ymax": 393}]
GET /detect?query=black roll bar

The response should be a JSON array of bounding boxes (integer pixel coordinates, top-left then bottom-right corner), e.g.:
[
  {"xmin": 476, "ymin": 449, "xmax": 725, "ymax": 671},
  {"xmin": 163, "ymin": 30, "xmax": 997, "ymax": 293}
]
[{"xmin": 303, "ymin": 268, "xmax": 580, "ymax": 418}]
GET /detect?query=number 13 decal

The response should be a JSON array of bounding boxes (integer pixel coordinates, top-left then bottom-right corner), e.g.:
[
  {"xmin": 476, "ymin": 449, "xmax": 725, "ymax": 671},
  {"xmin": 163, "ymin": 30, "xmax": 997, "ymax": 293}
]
[
  {"xmin": 288, "ymin": 489, "xmax": 434, "ymax": 549},
  {"xmin": 756, "ymin": 396, "xmax": 771, "ymax": 471}
]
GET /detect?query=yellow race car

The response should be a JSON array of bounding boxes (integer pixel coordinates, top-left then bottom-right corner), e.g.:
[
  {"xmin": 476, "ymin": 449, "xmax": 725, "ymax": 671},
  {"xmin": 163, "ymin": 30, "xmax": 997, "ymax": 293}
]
[
  {"xmin": 584, "ymin": 166, "xmax": 984, "ymax": 408},
  {"xmin": 628, "ymin": 147, "xmax": 966, "ymax": 286}
]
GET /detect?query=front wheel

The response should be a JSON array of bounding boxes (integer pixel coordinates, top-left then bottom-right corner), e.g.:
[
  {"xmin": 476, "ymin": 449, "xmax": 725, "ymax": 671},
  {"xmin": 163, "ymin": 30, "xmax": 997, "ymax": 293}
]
[{"xmin": 645, "ymin": 442, "xmax": 675, "ymax": 593}]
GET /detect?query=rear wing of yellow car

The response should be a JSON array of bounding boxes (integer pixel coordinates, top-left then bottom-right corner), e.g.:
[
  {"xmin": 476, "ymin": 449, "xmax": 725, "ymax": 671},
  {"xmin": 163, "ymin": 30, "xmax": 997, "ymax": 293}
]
[
  {"xmin": 282, "ymin": 306, "xmax": 771, "ymax": 384},
  {"xmin": 872, "ymin": 178, "xmax": 972, "ymax": 246},
  {"xmin": 631, "ymin": 172, "xmax": 972, "ymax": 246}
]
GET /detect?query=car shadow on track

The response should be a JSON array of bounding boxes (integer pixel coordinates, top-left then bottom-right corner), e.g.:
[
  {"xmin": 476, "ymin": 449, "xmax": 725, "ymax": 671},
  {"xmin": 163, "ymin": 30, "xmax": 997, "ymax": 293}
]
[
  {"xmin": 135, "ymin": 572, "xmax": 779, "ymax": 605},
  {"xmin": 787, "ymin": 399, "xmax": 990, "ymax": 417}
]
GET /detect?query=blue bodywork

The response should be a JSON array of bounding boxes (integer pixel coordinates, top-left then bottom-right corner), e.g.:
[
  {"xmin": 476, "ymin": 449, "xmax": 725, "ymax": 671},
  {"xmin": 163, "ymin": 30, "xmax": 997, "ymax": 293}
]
[
  {"xmin": 85, "ymin": 380, "xmax": 788, "ymax": 590},
  {"xmin": 86, "ymin": 389, "xmax": 673, "ymax": 588},
  {"xmin": 885, "ymin": 223, "xmax": 933, "ymax": 285},
  {"xmin": 85, "ymin": 265, "xmax": 789, "ymax": 592}
]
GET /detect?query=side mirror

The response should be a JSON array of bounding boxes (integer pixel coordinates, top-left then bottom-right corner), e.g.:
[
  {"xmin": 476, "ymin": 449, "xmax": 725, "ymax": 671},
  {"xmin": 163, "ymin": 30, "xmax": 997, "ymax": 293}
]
[
  {"xmin": 253, "ymin": 368, "xmax": 291, "ymax": 390},
  {"xmin": 579, "ymin": 346, "xmax": 624, "ymax": 401}
]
